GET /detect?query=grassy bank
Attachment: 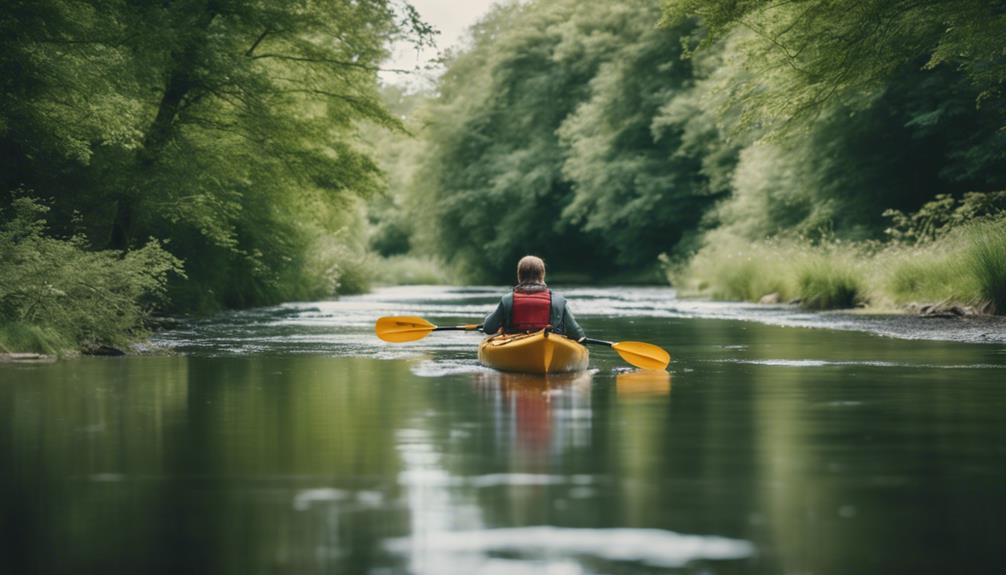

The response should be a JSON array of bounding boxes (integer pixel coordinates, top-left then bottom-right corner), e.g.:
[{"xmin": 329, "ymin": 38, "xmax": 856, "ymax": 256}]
[{"xmin": 674, "ymin": 218, "xmax": 1006, "ymax": 314}]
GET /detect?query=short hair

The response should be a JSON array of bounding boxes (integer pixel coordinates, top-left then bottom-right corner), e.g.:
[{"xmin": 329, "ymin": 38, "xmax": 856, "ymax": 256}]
[{"xmin": 517, "ymin": 255, "xmax": 546, "ymax": 284}]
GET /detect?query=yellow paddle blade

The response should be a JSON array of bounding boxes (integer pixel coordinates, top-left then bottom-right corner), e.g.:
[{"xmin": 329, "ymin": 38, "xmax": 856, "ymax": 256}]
[
  {"xmin": 611, "ymin": 341, "xmax": 671, "ymax": 370},
  {"xmin": 375, "ymin": 316, "xmax": 437, "ymax": 343}
]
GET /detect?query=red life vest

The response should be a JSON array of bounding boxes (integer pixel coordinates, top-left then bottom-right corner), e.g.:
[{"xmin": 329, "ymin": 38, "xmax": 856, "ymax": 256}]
[{"xmin": 510, "ymin": 289, "xmax": 552, "ymax": 332}]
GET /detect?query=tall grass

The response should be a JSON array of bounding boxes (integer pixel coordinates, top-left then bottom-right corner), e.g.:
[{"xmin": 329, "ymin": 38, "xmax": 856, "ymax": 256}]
[
  {"xmin": 795, "ymin": 250, "xmax": 865, "ymax": 309},
  {"xmin": 962, "ymin": 220, "xmax": 1006, "ymax": 313},
  {"xmin": 675, "ymin": 234, "xmax": 867, "ymax": 308},
  {"xmin": 880, "ymin": 219, "xmax": 1006, "ymax": 312},
  {"xmin": 675, "ymin": 217, "xmax": 1006, "ymax": 313}
]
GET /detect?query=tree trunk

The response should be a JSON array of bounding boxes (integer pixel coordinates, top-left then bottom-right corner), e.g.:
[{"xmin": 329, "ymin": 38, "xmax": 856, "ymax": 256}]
[{"xmin": 108, "ymin": 5, "xmax": 218, "ymax": 250}]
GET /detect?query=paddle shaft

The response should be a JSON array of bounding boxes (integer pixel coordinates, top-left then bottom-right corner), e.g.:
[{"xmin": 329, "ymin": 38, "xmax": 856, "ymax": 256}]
[
  {"xmin": 434, "ymin": 324, "xmax": 483, "ymax": 332},
  {"xmin": 582, "ymin": 337, "xmax": 615, "ymax": 347}
]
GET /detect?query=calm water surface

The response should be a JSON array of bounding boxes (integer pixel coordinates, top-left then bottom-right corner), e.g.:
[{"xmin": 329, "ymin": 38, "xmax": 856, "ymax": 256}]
[{"xmin": 2, "ymin": 286, "xmax": 1005, "ymax": 574}]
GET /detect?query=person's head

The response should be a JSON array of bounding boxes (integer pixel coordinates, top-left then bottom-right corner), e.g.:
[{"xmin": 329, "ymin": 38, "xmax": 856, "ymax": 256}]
[{"xmin": 516, "ymin": 255, "xmax": 546, "ymax": 285}]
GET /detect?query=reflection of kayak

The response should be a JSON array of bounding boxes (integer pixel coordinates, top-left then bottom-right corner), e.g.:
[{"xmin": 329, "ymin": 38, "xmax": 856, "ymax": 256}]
[{"xmin": 479, "ymin": 330, "xmax": 589, "ymax": 374}]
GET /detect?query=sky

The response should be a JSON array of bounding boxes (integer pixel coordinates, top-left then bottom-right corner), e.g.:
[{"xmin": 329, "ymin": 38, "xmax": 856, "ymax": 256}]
[{"xmin": 380, "ymin": 0, "xmax": 501, "ymax": 90}]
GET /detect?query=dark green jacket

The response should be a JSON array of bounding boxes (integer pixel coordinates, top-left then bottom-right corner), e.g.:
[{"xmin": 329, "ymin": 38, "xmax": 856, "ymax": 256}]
[{"xmin": 483, "ymin": 288, "xmax": 585, "ymax": 340}]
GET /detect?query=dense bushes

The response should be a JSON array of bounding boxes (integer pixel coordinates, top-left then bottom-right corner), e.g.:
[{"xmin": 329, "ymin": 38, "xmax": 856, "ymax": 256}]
[{"xmin": 0, "ymin": 198, "xmax": 181, "ymax": 354}]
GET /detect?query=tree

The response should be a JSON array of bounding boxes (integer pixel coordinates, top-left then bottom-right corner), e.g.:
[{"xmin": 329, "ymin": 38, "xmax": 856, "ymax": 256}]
[
  {"xmin": 409, "ymin": 0, "xmax": 731, "ymax": 280},
  {"xmin": 662, "ymin": 0, "xmax": 1006, "ymax": 132},
  {"xmin": 1, "ymin": 0, "xmax": 433, "ymax": 310}
]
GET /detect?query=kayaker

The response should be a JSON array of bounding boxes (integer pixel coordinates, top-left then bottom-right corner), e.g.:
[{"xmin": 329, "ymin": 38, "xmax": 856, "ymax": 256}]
[{"xmin": 483, "ymin": 255, "xmax": 586, "ymax": 340}]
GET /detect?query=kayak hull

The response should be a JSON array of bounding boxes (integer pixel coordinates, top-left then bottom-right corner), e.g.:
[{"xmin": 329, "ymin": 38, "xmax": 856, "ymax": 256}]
[{"xmin": 478, "ymin": 330, "xmax": 589, "ymax": 374}]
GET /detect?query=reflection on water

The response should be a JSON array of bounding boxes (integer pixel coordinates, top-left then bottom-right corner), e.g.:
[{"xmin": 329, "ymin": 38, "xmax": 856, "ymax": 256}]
[
  {"xmin": 472, "ymin": 370, "xmax": 594, "ymax": 457},
  {"xmin": 616, "ymin": 370, "xmax": 672, "ymax": 398},
  {"xmin": 2, "ymin": 286, "xmax": 1006, "ymax": 574}
]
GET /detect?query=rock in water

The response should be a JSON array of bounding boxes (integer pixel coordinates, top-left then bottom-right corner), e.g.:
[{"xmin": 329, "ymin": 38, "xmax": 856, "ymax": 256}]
[{"xmin": 758, "ymin": 292, "xmax": 782, "ymax": 304}]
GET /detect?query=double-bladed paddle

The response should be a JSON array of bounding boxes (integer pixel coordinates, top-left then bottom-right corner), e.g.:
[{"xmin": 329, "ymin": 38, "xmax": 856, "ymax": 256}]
[{"xmin": 375, "ymin": 315, "xmax": 670, "ymax": 370}]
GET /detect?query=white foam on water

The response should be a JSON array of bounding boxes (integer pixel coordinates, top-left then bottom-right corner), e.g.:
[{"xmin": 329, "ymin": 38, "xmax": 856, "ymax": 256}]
[
  {"xmin": 292, "ymin": 488, "xmax": 347, "ymax": 511},
  {"xmin": 355, "ymin": 490, "xmax": 385, "ymax": 507},
  {"xmin": 292, "ymin": 488, "xmax": 386, "ymax": 511},
  {"xmin": 470, "ymin": 558, "xmax": 584, "ymax": 575},
  {"xmin": 468, "ymin": 474, "xmax": 590, "ymax": 488},
  {"xmin": 410, "ymin": 360, "xmax": 492, "ymax": 378},
  {"xmin": 383, "ymin": 526, "xmax": 755, "ymax": 572},
  {"xmin": 397, "ymin": 471, "xmax": 595, "ymax": 489}
]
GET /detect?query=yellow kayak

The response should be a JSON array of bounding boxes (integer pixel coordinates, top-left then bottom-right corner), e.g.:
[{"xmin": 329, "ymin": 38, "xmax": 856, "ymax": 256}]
[{"xmin": 478, "ymin": 329, "xmax": 589, "ymax": 374}]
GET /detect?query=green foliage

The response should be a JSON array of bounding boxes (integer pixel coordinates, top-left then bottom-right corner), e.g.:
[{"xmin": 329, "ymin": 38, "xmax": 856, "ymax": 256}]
[
  {"xmin": 884, "ymin": 192, "xmax": 1006, "ymax": 245},
  {"xmin": 400, "ymin": 0, "xmax": 736, "ymax": 281},
  {"xmin": 662, "ymin": 0, "xmax": 1006, "ymax": 132},
  {"xmin": 702, "ymin": 58, "xmax": 1006, "ymax": 242},
  {"xmin": 556, "ymin": 12, "xmax": 734, "ymax": 266},
  {"xmin": 412, "ymin": 1, "xmax": 611, "ymax": 281},
  {"xmin": 0, "ymin": 0, "xmax": 432, "ymax": 313},
  {"xmin": 0, "ymin": 323, "xmax": 72, "ymax": 356},
  {"xmin": 382, "ymin": 0, "xmax": 1004, "ymax": 286},
  {"xmin": 0, "ymin": 198, "xmax": 182, "ymax": 353}
]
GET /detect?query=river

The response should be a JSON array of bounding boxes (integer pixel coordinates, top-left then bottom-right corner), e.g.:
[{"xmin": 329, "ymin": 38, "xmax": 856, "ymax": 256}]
[{"xmin": 2, "ymin": 286, "xmax": 1005, "ymax": 574}]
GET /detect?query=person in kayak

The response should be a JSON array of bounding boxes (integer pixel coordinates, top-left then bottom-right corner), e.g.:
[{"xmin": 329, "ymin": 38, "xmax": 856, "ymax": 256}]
[{"xmin": 483, "ymin": 255, "xmax": 586, "ymax": 340}]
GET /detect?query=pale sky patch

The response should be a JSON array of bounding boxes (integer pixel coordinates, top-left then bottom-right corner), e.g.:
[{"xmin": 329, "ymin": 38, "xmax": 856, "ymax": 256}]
[{"xmin": 382, "ymin": 0, "xmax": 501, "ymax": 90}]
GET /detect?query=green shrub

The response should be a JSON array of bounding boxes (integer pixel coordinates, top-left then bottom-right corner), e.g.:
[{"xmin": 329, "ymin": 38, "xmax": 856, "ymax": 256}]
[
  {"xmin": 883, "ymin": 191, "xmax": 1006, "ymax": 245},
  {"xmin": 963, "ymin": 219, "xmax": 1006, "ymax": 313},
  {"xmin": 0, "ymin": 197, "xmax": 183, "ymax": 353}
]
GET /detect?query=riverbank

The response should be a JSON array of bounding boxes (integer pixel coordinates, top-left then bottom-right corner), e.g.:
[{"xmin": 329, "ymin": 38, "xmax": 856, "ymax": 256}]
[{"xmin": 672, "ymin": 216, "xmax": 1006, "ymax": 317}]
